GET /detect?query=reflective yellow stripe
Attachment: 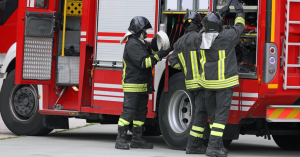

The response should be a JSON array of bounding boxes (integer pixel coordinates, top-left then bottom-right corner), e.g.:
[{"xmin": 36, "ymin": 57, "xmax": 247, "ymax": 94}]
[
  {"xmin": 200, "ymin": 50, "xmax": 206, "ymax": 80},
  {"xmin": 202, "ymin": 75, "xmax": 238, "ymax": 85},
  {"xmin": 154, "ymin": 54, "xmax": 161, "ymax": 61},
  {"xmin": 201, "ymin": 79, "xmax": 239, "ymax": 89},
  {"xmin": 185, "ymin": 79, "xmax": 202, "ymax": 89},
  {"xmin": 118, "ymin": 118, "xmax": 130, "ymax": 126},
  {"xmin": 210, "ymin": 124, "xmax": 212, "ymax": 129},
  {"xmin": 190, "ymin": 51, "xmax": 200, "ymax": 80},
  {"xmin": 198, "ymin": 75, "xmax": 239, "ymax": 89},
  {"xmin": 173, "ymin": 63, "xmax": 181, "ymax": 70},
  {"xmin": 123, "ymin": 83, "xmax": 147, "ymax": 87},
  {"xmin": 122, "ymin": 83, "xmax": 147, "ymax": 93},
  {"xmin": 178, "ymin": 52, "xmax": 187, "ymax": 76},
  {"xmin": 190, "ymin": 131, "xmax": 203, "ymax": 138},
  {"xmin": 133, "ymin": 120, "xmax": 144, "ymax": 127},
  {"xmin": 211, "ymin": 131, "xmax": 223, "ymax": 137},
  {"xmin": 235, "ymin": 17, "xmax": 245, "ymax": 26},
  {"xmin": 123, "ymin": 88, "xmax": 147, "ymax": 92},
  {"xmin": 151, "ymin": 49, "xmax": 158, "ymax": 54},
  {"xmin": 122, "ymin": 59, "xmax": 127, "ymax": 83},
  {"xmin": 192, "ymin": 126, "xmax": 204, "ymax": 132},
  {"xmin": 145, "ymin": 57, "xmax": 152, "ymax": 68},
  {"xmin": 218, "ymin": 50, "xmax": 225, "ymax": 81},
  {"xmin": 213, "ymin": 123, "xmax": 225, "ymax": 130}
]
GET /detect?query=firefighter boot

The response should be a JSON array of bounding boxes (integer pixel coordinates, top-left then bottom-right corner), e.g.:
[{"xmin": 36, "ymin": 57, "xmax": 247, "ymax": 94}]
[
  {"xmin": 186, "ymin": 135, "xmax": 207, "ymax": 154},
  {"xmin": 130, "ymin": 126, "xmax": 153, "ymax": 149},
  {"xmin": 206, "ymin": 147, "xmax": 228, "ymax": 157},
  {"xmin": 115, "ymin": 125, "xmax": 130, "ymax": 150},
  {"xmin": 219, "ymin": 140, "xmax": 229, "ymax": 155}
]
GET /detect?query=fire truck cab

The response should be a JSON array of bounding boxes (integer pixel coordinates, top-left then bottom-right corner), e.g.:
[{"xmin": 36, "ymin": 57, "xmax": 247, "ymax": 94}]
[{"xmin": 0, "ymin": 0, "xmax": 300, "ymax": 150}]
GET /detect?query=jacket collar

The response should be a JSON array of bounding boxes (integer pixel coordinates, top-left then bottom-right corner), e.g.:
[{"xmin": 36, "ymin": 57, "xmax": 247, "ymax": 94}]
[{"xmin": 185, "ymin": 23, "xmax": 200, "ymax": 34}]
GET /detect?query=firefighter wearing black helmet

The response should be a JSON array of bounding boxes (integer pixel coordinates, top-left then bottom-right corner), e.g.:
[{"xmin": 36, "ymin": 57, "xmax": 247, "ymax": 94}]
[
  {"xmin": 199, "ymin": 3, "xmax": 245, "ymax": 157},
  {"xmin": 169, "ymin": 11, "xmax": 207, "ymax": 154},
  {"xmin": 115, "ymin": 16, "xmax": 171, "ymax": 150}
]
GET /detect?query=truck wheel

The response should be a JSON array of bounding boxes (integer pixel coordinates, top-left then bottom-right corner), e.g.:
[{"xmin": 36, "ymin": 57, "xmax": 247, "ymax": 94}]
[
  {"xmin": 273, "ymin": 135, "xmax": 300, "ymax": 150},
  {"xmin": 0, "ymin": 70, "xmax": 53, "ymax": 136},
  {"xmin": 159, "ymin": 73, "xmax": 195, "ymax": 150}
]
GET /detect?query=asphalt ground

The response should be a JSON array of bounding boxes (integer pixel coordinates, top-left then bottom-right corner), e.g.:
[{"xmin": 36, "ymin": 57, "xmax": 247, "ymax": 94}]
[
  {"xmin": 0, "ymin": 124, "xmax": 299, "ymax": 157},
  {"xmin": 0, "ymin": 114, "xmax": 87, "ymax": 139}
]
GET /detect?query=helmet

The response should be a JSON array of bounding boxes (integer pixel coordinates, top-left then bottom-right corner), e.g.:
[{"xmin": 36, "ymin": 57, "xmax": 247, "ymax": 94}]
[
  {"xmin": 128, "ymin": 16, "xmax": 152, "ymax": 34},
  {"xmin": 202, "ymin": 12, "xmax": 223, "ymax": 33},
  {"xmin": 183, "ymin": 11, "xmax": 202, "ymax": 29}
]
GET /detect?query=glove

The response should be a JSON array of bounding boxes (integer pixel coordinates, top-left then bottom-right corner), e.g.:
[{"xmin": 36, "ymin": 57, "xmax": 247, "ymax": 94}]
[
  {"xmin": 234, "ymin": 3, "xmax": 243, "ymax": 14},
  {"xmin": 157, "ymin": 47, "xmax": 171, "ymax": 60},
  {"xmin": 217, "ymin": 6, "xmax": 230, "ymax": 18},
  {"xmin": 150, "ymin": 35, "xmax": 158, "ymax": 51}
]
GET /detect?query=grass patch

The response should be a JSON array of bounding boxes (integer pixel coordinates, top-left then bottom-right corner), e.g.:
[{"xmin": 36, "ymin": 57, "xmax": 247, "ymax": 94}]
[
  {"xmin": 0, "ymin": 135, "xmax": 26, "ymax": 140},
  {"xmin": 52, "ymin": 123, "xmax": 98, "ymax": 134}
]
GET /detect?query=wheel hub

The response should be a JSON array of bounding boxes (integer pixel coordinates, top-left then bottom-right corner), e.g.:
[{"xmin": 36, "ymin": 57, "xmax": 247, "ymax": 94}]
[
  {"xmin": 168, "ymin": 90, "xmax": 192, "ymax": 134},
  {"xmin": 13, "ymin": 87, "xmax": 35, "ymax": 118}
]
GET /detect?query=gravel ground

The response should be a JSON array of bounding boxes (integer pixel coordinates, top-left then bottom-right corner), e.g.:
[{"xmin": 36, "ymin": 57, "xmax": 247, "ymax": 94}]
[{"xmin": 0, "ymin": 114, "xmax": 87, "ymax": 139}]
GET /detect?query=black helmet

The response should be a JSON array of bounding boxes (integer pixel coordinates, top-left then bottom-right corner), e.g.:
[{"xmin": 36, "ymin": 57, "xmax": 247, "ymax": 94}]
[
  {"xmin": 183, "ymin": 11, "xmax": 202, "ymax": 28},
  {"xmin": 128, "ymin": 16, "xmax": 152, "ymax": 34},
  {"xmin": 202, "ymin": 12, "xmax": 223, "ymax": 33}
]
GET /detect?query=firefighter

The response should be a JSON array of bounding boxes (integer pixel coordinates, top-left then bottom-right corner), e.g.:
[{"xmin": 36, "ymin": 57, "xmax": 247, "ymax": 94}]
[
  {"xmin": 198, "ymin": 3, "xmax": 245, "ymax": 157},
  {"xmin": 115, "ymin": 16, "xmax": 171, "ymax": 150},
  {"xmin": 168, "ymin": 11, "xmax": 207, "ymax": 154}
]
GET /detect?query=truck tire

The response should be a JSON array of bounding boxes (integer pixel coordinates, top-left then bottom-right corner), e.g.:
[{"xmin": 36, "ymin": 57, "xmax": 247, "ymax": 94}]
[
  {"xmin": 0, "ymin": 70, "xmax": 53, "ymax": 136},
  {"xmin": 159, "ymin": 73, "xmax": 195, "ymax": 150},
  {"xmin": 273, "ymin": 135, "xmax": 300, "ymax": 150}
]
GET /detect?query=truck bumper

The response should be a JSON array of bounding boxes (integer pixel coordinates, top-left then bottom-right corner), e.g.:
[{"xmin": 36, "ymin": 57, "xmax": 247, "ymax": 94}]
[{"xmin": 266, "ymin": 105, "xmax": 300, "ymax": 122}]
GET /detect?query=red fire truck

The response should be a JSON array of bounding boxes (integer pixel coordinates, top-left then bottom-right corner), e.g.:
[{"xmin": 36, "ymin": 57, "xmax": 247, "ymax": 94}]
[{"xmin": 0, "ymin": 0, "xmax": 300, "ymax": 150}]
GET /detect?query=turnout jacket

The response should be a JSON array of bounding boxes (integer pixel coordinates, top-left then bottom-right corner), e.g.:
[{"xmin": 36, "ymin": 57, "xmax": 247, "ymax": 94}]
[
  {"xmin": 198, "ymin": 14, "xmax": 245, "ymax": 89},
  {"xmin": 169, "ymin": 23, "xmax": 203, "ymax": 91},
  {"xmin": 122, "ymin": 36, "xmax": 158, "ymax": 94}
]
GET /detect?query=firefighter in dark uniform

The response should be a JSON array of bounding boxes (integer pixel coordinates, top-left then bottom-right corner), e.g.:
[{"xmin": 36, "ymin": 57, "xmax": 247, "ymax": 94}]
[
  {"xmin": 115, "ymin": 16, "xmax": 171, "ymax": 150},
  {"xmin": 169, "ymin": 11, "xmax": 207, "ymax": 154},
  {"xmin": 198, "ymin": 3, "xmax": 245, "ymax": 157}
]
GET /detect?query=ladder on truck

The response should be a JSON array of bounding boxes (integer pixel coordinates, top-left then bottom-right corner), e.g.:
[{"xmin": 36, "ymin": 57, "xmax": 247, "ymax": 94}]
[{"xmin": 283, "ymin": 0, "xmax": 300, "ymax": 90}]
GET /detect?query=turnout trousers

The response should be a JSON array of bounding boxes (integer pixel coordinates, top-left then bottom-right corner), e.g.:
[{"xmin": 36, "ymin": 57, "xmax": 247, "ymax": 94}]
[
  {"xmin": 190, "ymin": 90, "xmax": 207, "ymax": 137},
  {"xmin": 118, "ymin": 93, "xmax": 148, "ymax": 127},
  {"xmin": 205, "ymin": 89, "xmax": 233, "ymax": 149}
]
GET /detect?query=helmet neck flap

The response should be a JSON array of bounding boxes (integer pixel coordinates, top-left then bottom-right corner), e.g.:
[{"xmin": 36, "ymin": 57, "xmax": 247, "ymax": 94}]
[{"xmin": 203, "ymin": 12, "xmax": 223, "ymax": 33}]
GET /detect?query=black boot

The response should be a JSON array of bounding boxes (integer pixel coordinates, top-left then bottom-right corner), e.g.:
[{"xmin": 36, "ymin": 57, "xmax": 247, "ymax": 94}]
[
  {"xmin": 186, "ymin": 135, "xmax": 207, "ymax": 154},
  {"xmin": 218, "ymin": 139, "xmax": 229, "ymax": 155},
  {"xmin": 130, "ymin": 126, "xmax": 153, "ymax": 149},
  {"xmin": 115, "ymin": 125, "xmax": 130, "ymax": 150},
  {"xmin": 206, "ymin": 147, "xmax": 228, "ymax": 157}
]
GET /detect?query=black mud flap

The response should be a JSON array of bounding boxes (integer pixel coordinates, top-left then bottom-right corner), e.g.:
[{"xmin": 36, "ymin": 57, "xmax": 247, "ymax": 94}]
[{"xmin": 44, "ymin": 115, "xmax": 69, "ymax": 129}]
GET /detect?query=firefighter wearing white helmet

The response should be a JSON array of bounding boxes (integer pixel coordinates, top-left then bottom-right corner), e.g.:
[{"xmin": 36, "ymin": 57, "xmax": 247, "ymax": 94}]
[
  {"xmin": 198, "ymin": 3, "xmax": 245, "ymax": 157},
  {"xmin": 115, "ymin": 16, "xmax": 171, "ymax": 150},
  {"xmin": 169, "ymin": 10, "xmax": 207, "ymax": 154}
]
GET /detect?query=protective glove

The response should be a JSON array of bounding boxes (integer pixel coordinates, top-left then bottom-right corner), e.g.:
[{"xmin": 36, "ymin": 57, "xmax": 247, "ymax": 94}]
[
  {"xmin": 150, "ymin": 35, "xmax": 158, "ymax": 51},
  {"xmin": 156, "ymin": 47, "xmax": 171, "ymax": 60},
  {"xmin": 234, "ymin": 3, "xmax": 243, "ymax": 14},
  {"xmin": 217, "ymin": 6, "xmax": 230, "ymax": 18}
]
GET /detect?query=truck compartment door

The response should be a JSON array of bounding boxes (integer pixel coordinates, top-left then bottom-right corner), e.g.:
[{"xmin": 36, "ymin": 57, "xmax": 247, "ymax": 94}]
[
  {"xmin": 94, "ymin": 0, "xmax": 157, "ymax": 68},
  {"xmin": 15, "ymin": 1, "xmax": 56, "ymax": 85}
]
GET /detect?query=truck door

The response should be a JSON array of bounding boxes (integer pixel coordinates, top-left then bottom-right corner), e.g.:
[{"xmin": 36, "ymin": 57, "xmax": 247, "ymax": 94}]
[
  {"xmin": 92, "ymin": 0, "xmax": 157, "ymax": 114},
  {"xmin": 15, "ymin": 0, "xmax": 57, "ymax": 85}
]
